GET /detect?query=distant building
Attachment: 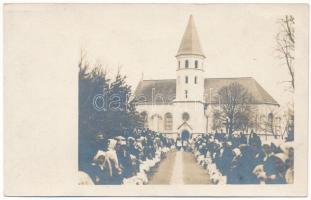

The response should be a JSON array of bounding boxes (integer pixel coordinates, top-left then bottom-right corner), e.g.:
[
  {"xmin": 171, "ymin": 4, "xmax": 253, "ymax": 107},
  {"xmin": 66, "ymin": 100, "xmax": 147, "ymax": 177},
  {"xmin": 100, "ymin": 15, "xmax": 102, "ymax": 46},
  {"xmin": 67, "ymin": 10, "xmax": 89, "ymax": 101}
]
[{"xmin": 134, "ymin": 15, "xmax": 282, "ymax": 139}]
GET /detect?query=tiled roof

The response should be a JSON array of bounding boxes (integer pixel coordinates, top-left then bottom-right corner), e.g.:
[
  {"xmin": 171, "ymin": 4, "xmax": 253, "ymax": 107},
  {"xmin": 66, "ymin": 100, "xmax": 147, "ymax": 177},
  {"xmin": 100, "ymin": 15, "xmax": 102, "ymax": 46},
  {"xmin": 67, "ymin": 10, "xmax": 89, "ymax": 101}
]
[
  {"xmin": 134, "ymin": 79, "xmax": 176, "ymax": 105},
  {"xmin": 134, "ymin": 77, "xmax": 279, "ymax": 106},
  {"xmin": 204, "ymin": 77, "xmax": 279, "ymax": 105}
]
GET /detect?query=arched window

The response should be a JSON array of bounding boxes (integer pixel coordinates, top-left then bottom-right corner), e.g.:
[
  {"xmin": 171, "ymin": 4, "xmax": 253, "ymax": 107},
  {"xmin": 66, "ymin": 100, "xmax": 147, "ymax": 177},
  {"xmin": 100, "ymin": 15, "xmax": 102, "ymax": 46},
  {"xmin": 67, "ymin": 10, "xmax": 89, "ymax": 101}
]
[
  {"xmin": 141, "ymin": 111, "xmax": 149, "ymax": 128},
  {"xmin": 275, "ymin": 117, "xmax": 281, "ymax": 134},
  {"xmin": 194, "ymin": 76, "xmax": 198, "ymax": 84},
  {"xmin": 268, "ymin": 113, "xmax": 274, "ymax": 125},
  {"xmin": 185, "ymin": 76, "xmax": 188, "ymax": 84},
  {"xmin": 164, "ymin": 113, "xmax": 173, "ymax": 131},
  {"xmin": 265, "ymin": 113, "xmax": 274, "ymax": 133},
  {"xmin": 195, "ymin": 60, "xmax": 198, "ymax": 68},
  {"xmin": 185, "ymin": 60, "xmax": 189, "ymax": 68},
  {"xmin": 260, "ymin": 114, "xmax": 265, "ymax": 130},
  {"xmin": 185, "ymin": 90, "xmax": 188, "ymax": 99},
  {"xmin": 178, "ymin": 61, "xmax": 180, "ymax": 69},
  {"xmin": 151, "ymin": 114, "xmax": 163, "ymax": 132}
]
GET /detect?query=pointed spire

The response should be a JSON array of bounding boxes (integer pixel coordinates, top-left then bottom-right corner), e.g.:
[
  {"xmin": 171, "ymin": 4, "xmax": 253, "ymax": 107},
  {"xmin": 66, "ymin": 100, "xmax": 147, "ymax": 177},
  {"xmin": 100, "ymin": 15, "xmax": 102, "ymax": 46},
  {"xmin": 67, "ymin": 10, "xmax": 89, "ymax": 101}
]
[{"xmin": 177, "ymin": 15, "xmax": 205, "ymax": 57}]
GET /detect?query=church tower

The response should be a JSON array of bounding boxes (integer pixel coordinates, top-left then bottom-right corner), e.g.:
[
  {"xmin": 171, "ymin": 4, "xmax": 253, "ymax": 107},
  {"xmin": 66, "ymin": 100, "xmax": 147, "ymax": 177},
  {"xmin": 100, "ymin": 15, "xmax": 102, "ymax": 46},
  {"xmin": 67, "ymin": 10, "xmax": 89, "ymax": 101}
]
[
  {"xmin": 173, "ymin": 15, "xmax": 206, "ymax": 137},
  {"xmin": 175, "ymin": 15, "xmax": 205, "ymax": 102}
]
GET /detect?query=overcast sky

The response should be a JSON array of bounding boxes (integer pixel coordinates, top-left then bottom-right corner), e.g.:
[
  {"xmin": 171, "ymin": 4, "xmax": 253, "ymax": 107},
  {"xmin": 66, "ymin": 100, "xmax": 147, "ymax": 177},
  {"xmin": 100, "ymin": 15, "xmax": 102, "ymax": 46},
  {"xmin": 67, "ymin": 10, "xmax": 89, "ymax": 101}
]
[{"xmin": 5, "ymin": 4, "xmax": 308, "ymax": 107}]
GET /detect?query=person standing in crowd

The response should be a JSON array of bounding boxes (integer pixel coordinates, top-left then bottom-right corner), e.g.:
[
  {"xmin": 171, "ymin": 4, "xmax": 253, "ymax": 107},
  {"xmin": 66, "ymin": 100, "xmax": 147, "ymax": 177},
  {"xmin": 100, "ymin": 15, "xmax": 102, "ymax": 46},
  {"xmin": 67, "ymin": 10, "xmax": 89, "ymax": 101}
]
[
  {"xmin": 286, "ymin": 127, "xmax": 294, "ymax": 142},
  {"xmin": 221, "ymin": 141, "xmax": 233, "ymax": 176},
  {"xmin": 116, "ymin": 139, "xmax": 134, "ymax": 179},
  {"xmin": 92, "ymin": 155, "xmax": 113, "ymax": 185},
  {"xmin": 176, "ymin": 137, "xmax": 182, "ymax": 151},
  {"xmin": 215, "ymin": 130, "xmax": 220, "ymax": 141},
  {"xmin": 128, "ymin": 137, "xmax": 140, "ymax": 159},
  {"xmin": 249, "ymin": 130, "xmax": 262, "ymax": 148},
  {"xmin": 239, "ymin": 132, "xmax": 247, "ymax": 144},
  {"xmin": 238, "ymin": 144, "xmax": 260, "ymax": 184},
  {"xmin": 227, "ymin": 148, "xmax": 242, "ymax": 184},
  {"xmin": 260, "ymin": 153, "xmax": 287, "ymax": 184},
  {"xmin": 285, "ymin": 146, "xmax": 294, "ymax": 184},
  {"xmin": 106, "ymin": 139, "xmax": 123, "ymax": 184},
  {"xmin": 262, "ymin": 142, "xmax": 273, "ymax": 163}
]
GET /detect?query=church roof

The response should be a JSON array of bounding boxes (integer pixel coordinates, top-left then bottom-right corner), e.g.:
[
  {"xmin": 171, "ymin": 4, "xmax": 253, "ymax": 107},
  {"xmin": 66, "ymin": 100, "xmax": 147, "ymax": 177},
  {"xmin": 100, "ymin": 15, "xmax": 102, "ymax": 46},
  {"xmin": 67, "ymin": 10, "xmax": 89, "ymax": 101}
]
[
  {"xmin": 134, "ymin": 77, "xmax": 279, "ymax": 106},
  {"xmin": 204, "ymin": 77, "xmax": 279, "ymax": 106},
  {"xmin": 134, "ymin": 79, "xmax": 176, "ymax": 105},
  {"xmin": 176, "ymin": 15, "xmax": 205, "ymax": 57}
]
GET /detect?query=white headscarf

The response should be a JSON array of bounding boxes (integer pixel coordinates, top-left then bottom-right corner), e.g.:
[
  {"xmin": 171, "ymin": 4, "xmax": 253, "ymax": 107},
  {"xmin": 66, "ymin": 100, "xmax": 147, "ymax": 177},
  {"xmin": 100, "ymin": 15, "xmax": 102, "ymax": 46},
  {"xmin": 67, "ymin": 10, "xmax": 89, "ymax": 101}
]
[
  {"xmin": 273, "ymin": 153, "xmax": 288, "ymax": 163},
  {"xmin": 93, "ymin": 150, "xmax": 106, "ymax": 160},
  {"xmin": 108, "ymin": 139, "xmax": 117, "ymax": 150},
  {"xmin": 232, "ymin": 148, "xmax": 241, "ymax": 157}
]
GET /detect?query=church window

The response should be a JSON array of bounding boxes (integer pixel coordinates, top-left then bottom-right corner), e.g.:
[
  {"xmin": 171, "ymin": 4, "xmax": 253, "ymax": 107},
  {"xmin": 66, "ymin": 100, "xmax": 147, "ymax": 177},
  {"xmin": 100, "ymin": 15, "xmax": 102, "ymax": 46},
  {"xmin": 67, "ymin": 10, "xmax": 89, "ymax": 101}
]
[
  {"xmin": 268, "ymin": 113, "xmax": 273, "ymax": 125},
  {"xmin": 185, "ymin": 76, "xmax": 188, "ymax": 84},
  {"xmin": 185, "ymin": 60, "xmax": 189, "ymax": 68},
  {"xmin": 194, "ymin": 76, "xmax": 197, "ymax": 84},
  {"xmin": 182, "ymin": 112, "xmax": 190, "ymax": 121},
  {"xmin": 185, "ymin": 90, "xmax": 188, "ymax": 99},
  {"xmin": 275, "ymin": 117, "xmax": 281, "ymax": 133},
  {"xmin": 164, "ymin": 113, "xmax": 173, "ymax": 131},
  {"xmin": 267, "ymin": 113, "xmax": 274, "ymax": 132},
  {"xmin": 260, "ymin": 115, "xmax": 265, "ymax": 130},
  {"xmin": 195, "ymin": 60, "xmax": 198, "ymax": 68}
]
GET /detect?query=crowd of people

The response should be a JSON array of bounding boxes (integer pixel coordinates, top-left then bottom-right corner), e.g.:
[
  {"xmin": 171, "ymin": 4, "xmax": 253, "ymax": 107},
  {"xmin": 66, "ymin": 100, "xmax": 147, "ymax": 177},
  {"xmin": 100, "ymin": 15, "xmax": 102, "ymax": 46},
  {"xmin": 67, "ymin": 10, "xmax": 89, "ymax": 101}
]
[
  {"xmin": 192, "ymin": 130, "xmax": 294, "ymax": 184},
  {"xmin": 78, "ymin": 128, "xmax": 175, "ymax": 185}
]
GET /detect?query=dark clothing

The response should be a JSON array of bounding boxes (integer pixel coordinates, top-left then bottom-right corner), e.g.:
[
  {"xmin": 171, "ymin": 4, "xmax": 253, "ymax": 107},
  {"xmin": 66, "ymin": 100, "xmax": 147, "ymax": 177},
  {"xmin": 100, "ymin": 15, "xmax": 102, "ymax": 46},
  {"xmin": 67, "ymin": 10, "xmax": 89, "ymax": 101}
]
[
  {"xmin": 240, "ymin": 134, "xmax": 248, "ymax": 144},
  {"xmin": 286, "ymin": 131, "xmax": 294, "ymax": 142},
  {"xmin": 128, "ymin": 144, "xmax": 140, "ymax": 159},
  {"xmin": 239, "ymin": 153, "xmax": 260, "ymax": 184},
  {"xmin": 220, "ymin": 147, "xmax": 233, "ymax": 176},
  {"xmin": 91, "ymin": 164, "xmax": 112, "ymax": 185},
  {"xmin": 116, "ymin": 148, "xmax": 134, "ymax": 178},
  {"xmin": 227, "ymin": 155, "xmax": 242, "ymax": 184},
  {"xmin": 249, "ymin": 133, "xmax": 262, "ymax": 148},
  {"xmin": 263, "ymin": 156, "xmax": 286, "ymax": 184}
]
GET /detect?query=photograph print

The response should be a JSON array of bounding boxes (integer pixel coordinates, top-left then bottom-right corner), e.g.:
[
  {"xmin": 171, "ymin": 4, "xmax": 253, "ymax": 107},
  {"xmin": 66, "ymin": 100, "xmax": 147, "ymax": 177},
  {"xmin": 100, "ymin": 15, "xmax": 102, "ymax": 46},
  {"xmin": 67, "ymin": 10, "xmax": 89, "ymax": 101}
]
[{"xmin": 78, "ymin": 4, "xmax": 303, "ymax": 187}]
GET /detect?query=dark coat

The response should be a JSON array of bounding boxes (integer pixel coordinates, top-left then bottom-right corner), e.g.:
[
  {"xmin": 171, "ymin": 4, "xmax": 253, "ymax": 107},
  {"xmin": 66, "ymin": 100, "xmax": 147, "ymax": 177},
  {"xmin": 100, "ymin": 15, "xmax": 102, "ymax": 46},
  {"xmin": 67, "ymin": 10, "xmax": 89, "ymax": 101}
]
[{"xmin": 91, "ymin": 164, "xmax": 112, "ymax": 185}]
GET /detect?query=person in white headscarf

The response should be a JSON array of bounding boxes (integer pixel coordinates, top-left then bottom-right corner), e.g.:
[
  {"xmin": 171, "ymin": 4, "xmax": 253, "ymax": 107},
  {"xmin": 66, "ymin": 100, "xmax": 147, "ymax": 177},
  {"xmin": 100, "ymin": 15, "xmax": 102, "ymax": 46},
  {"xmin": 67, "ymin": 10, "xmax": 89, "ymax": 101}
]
[
  {"xmin": 105, "ymin": 139, "xmax": 123, "ymax": 184},
  {"xmin": 92, "ymin": 155, "xmax": 113, "ymax": 185},
  {"xmin": 262, "ymin": 141, "xmax": 273, "ymax": 162},
  {"xmin": 227, "ymin": 148, "xmax": 242, "ymax": 184},
  {"xmin": 263, "ymin": 153, "xmax": 287, "ymax": 184}
]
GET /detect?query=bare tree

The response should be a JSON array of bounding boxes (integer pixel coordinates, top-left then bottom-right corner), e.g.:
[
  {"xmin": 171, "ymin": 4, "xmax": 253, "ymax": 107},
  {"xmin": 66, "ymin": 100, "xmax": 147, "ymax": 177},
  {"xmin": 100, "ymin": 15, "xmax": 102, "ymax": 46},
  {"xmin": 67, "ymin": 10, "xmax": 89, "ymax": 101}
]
[
  {"xmin": 276, "ymin": 15, "xmax": 295, "ymax": 90},
  {"xmin": 212, "ymin": 82, "xmax": 254, "ymax": 135}
]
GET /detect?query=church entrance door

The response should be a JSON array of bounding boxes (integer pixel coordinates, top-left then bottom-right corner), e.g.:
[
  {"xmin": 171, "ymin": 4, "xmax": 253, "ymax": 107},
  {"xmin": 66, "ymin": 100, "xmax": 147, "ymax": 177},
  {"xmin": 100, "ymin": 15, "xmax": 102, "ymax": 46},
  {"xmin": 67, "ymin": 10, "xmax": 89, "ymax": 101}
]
[
  {"xmin": 181, "ymin": 130, "xmax": 190, "ymax": 141},
  {"xmin": 181, "ymin": 130, "xmax": 191, "ymax": 150}
]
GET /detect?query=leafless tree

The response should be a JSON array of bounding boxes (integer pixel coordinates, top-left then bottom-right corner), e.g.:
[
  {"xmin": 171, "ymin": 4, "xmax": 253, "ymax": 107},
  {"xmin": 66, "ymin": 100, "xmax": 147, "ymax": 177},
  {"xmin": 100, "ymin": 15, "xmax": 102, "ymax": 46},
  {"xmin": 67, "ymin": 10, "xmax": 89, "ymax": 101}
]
[
  {"xmin": 212, "ymin": 82, "xmax": 254, "ymax": 135},
  {"xmin": 276, "ymin": 15, "xmax": 295, "ymax": 90}
]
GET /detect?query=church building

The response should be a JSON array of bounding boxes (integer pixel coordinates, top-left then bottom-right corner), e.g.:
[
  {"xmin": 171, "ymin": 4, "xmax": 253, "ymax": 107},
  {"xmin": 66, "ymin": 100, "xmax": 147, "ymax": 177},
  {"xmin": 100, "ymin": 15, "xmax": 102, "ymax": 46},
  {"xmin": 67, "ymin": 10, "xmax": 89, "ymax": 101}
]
[{"xmin": 134, "ymin": 15, "xmax": 280, "ymax": 139}]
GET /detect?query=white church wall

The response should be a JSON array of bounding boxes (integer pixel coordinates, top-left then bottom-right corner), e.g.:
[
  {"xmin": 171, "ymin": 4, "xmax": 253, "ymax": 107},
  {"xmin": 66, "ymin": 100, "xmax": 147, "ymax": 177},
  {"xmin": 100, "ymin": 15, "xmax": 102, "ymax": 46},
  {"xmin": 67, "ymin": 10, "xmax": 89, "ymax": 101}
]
[
  {"xmin": 176, "ymin": 55, "xmax": 205, "ymax": 102},
  {"xmin": 136, "ymin": 104, "xmax": 176, "ymax": 135},
  {"xmin": 172, "ymin": 102, "xmax": 206, "ymax": 136},
  {"xmin": 136, "ymin": 102, "xmax": 207, "ymax": 138}
]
